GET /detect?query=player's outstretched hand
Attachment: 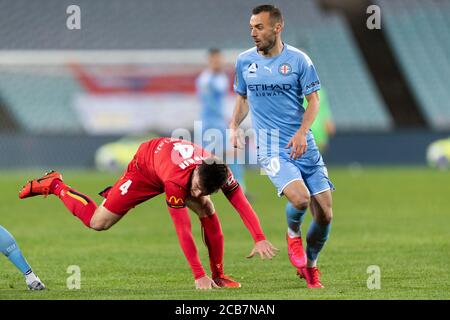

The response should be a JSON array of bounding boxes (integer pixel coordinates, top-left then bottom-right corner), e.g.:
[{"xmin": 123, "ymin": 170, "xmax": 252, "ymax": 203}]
[
  {"xmin": 246, "ymin": 240, "xmax": 279, "ymax": 260},
  {"xmin": 286, "ymin": 130, "xmax": 308, "ymax": 160},
  {"xmin": 195, "ymin": 275, "xmax": 219, "ymax": 290}
]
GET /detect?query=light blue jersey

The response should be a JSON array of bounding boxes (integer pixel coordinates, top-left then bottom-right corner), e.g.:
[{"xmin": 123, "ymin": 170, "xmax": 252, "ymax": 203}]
[
  {"xmin": 234, "ymin": 44, "xmax": 321, "ymax": 154},
  {"xmin": 234, "ymin": 44, "xmax": 333, "ymax": 196},
  {"xmin": 196, "ymin": 69, "xmax": 229, "ymax": 132}
]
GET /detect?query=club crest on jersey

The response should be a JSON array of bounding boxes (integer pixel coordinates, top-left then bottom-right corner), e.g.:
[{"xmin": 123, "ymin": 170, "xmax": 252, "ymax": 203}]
[{"xmin": 278, "ymin": 63, "xmax": 292, "ymax": 76}]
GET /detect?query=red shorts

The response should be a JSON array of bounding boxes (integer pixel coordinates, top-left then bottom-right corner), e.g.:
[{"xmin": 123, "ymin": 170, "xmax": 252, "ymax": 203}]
[{"xmin": 103, "ymin": 156, "xmax": 163, "ymax": 215}]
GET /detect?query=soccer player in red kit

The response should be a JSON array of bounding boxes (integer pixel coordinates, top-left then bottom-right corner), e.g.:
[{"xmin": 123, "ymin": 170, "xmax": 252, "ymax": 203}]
[{"xmin": 19, "ymin": 137, "xmax": 278, "ymax": 290}]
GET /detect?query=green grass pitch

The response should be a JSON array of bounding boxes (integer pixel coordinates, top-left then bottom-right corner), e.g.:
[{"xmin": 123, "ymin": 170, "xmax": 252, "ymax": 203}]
[{"xmin": 0, "ymin": 167, "xmax": 449, "ymax": 299}]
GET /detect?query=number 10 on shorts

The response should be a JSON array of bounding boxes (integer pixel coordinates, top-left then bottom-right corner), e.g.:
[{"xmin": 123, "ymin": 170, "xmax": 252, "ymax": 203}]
[
  {"xmin": 261, "ymin": 157, "xmax": 280, "ymax": 177},
  {"xmin": 119, "ymin": 180, "xmax": 132, "ymax": 195}
]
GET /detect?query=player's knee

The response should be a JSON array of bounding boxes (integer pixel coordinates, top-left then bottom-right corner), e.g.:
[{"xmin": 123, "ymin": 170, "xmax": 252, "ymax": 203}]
[
  {"xmin": 291, "ymin": 194, "xmax": 310, "ymax": 211},
  {"xmin": 89, "ymin": 222, "xmax": 105, "ymax": 231},
  {"xmin": 89, "ymin": 219, "xmax": 111, "ymax": 231},
  {"xmin": 317, "ymin": 207, "xmax": 333, "ymax": 225}
]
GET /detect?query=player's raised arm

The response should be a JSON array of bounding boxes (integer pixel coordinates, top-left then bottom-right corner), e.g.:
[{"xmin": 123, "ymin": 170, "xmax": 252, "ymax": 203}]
[{"xmin": 221, "ymin": 170, "xmax": 279, "ymax": 259}]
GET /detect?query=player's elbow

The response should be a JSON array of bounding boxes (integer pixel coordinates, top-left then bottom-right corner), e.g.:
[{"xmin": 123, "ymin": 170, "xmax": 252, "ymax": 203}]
[
  {"xmin": 306, "ymin": 92, "xmax": 319, "ymax": 106},
  {"xmin": 310, "ymin": 98, "xmax": 320, "ymax": 111}
]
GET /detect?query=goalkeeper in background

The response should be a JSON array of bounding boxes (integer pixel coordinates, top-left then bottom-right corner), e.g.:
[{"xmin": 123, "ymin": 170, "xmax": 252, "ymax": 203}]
[{"xmin": 0, "ymin": 225, "xmax": 45, "ymax": 290}]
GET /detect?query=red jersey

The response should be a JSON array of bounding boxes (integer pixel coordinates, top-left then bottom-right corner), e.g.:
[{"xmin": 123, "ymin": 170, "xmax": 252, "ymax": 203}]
[
  {"xmin": 103, "ymin": 137, "xmax": 264, "ymax": 280},
  {"xmin": 134, "ymin": 137, "xmax": 238, "ymax": 209}
]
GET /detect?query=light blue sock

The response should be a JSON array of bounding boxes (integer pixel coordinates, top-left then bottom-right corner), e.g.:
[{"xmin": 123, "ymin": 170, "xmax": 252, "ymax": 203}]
[
  {"xmin": 306, "ymin": 220, "xmax": 331, "ymax": 262},
  {"xmin": 229, "ymin": 163, "xmax": 246, "ymax": 191},
  {"xmin": 286, "ymin": 202, "xmax": 307, "ymax": 237},
  {"xmin": 0, "ymin": 225, "xmax": 32, "ymax": 274}
]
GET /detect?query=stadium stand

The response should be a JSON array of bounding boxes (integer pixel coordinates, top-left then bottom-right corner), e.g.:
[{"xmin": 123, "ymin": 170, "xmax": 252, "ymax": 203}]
[
  {"xmin": 293, "ymin": 2, "xmax": 392, "ymax": 131},
  {"xmin": 0, "ymin": 0, "xmax": 393, "ymax": 132},
  {"xmin": 377, "ymin": 0, "xmax": 450, "ymax": 130},
  {"xmin": 0, "ymin": 68, "xmax": 83, "ymax": 133}
]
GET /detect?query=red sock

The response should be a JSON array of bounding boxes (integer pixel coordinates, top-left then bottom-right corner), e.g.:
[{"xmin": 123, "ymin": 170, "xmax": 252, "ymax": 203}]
[
  {"xmin": 50, "ymin": 180, "xmax": 97, "ymax": 227},
  {"xmin": 200, "ymin": 213, "xmax": 224, "ymax": 279}
]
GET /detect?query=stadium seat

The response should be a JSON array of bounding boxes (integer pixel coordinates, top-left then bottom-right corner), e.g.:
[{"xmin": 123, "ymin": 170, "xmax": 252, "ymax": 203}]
[
  {"xmin": 0, "ymin": 71, "xmax": 83, "ymax": 133},
  {"xmin": 0, "ymin": 0, "xmax": 395, "ymax": 132},
  {"xmin": 377, "ymin": 0, "xmax": 450, "ymax": 129}
]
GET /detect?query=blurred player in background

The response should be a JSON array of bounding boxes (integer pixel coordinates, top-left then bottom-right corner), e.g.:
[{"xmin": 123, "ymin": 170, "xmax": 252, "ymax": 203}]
[
  {"xmin": 196, "ymin": 48, "xmax": 247, "ymax": 191},
  {"xmin": 19, "ymin": 137, "xmax": 277, "ymax": 290},
  {"xmin": 230, "ymin": 5, "xmax": 334, "ymax": 288},
  {"xmin": 0, "ymin": 225, "xmax": 45, "ymax": 290},
  {"xmin": 303, "ymin": 87, "xmax": 335, "ymax": 153}
]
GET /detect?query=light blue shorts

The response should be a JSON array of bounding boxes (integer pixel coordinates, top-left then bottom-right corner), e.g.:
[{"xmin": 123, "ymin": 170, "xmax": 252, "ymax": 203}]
[{"xmin": 258, "ymin": 141, "xmax": 334, "ymax": 197}]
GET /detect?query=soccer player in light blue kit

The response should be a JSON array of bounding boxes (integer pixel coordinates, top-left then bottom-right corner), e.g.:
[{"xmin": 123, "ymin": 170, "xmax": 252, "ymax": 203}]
[
  {"xmin": 196, "ymin": 48, "xmax": 246, "ymax": 190},
  {"xmin": 230, "ymin": 5, "xmax": 334, "ymax": 288},
  {"xmin": 0, "ymin": 225, "xmax": 45, "ymax": 290}
]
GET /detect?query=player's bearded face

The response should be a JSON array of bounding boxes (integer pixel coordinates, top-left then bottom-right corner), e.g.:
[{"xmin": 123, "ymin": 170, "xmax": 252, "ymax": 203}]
[
  {"xmin": 258, "ymin": 31, "xmax": 276, "ymax": 54},
  {"xmin": 250, "ymin": 13, "xmax": 278, "ymax": 54}
]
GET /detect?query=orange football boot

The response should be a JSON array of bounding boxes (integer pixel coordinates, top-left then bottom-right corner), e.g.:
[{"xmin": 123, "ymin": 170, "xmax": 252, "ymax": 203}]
[
  {"xmin": 213, "ymin": 275, "xmax": 241, "ymax": 288},
  {"xmin": 297, "ymin": 267, "xmax": 324, "ymax": 288},
  {"xmin": 287, "ymin": 233, "xmax": 307, "ymax": 268},
  {"xmin": 19, "ymin": 171, "xmax": 63, "ymax": 199}
]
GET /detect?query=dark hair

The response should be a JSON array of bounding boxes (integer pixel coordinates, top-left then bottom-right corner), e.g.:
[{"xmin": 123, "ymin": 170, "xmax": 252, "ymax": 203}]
[
  {"xmin": 197, "ymin": 159, "xmax": 228, "ymax": 194},
  {"xmin": 208, "ymin": 48, "xmax": 221, "ymax": 55},
  {"xmin": 252, "ymin": 4, "xmax": 283, "ymax": 25}
]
